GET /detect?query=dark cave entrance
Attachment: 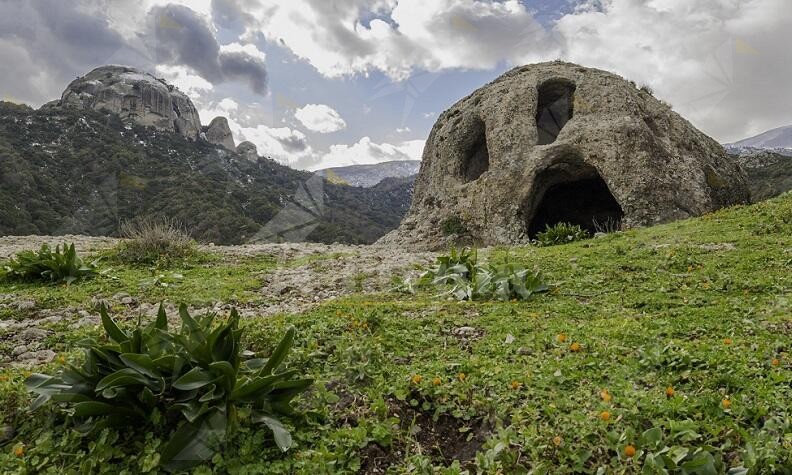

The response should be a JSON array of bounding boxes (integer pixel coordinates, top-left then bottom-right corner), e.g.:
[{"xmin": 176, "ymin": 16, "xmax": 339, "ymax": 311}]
[
  {"xmin": 525, "ymin": 162, "xmax": 623, "ymax": 237},
  {"xmin": 536, "ymin": 79, "xmax": 576, "ymax": 145},
  {"xmin": 460, "ymin": 119, "xmax": 490, "ymax": 182}
]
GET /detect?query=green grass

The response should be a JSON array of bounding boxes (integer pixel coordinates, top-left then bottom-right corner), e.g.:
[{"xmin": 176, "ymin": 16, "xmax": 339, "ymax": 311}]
[{"xmin": 0, "ymin": 195, "xmax": 790, "ymax": 473}]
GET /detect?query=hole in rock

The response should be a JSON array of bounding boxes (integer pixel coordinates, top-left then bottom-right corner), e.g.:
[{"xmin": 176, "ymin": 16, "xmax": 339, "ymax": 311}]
[
  {"xmin": 526, "ymin": 162, "xmax": 623, "ymax": 237},
  {"xmin": 460, "ymin": 119, "xmax": 490, "ymax": 182},
  {"xmin": 536, "ymin": 79, "xmax": 576, "ymax": 145}
]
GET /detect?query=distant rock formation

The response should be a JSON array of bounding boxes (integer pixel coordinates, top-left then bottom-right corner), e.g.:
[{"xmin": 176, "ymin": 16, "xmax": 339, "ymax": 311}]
[
  {"xmin": 381, "ymin": 61, "xmax": 749, "ymax": 248},
  {"xmin": 316, "ymin": 160, "xmax": 421, "ymax": 187},
  {"xmin": 236, "ymin": 141, "xmax": 258, "ymax": 161},
  {"xmin": 58, "ymin": 65, "xmax": 202, "ymax": 140},
  {"xmin": 203, "ymin": 116, "xmax": 235, "ymax": 150}
]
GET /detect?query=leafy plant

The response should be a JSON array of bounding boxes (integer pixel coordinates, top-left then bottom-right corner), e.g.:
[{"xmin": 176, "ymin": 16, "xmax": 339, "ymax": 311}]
[
  {"xmin": 113, "ymin": 217, "xmax": 198, "ymax": 266},
  {"xmin": 1, "ymin": 243, "xmax": 99, "ymax": 284},
  {"xmin": 418, "ymin": 248, "xmax": 548, "ymax": 301},
  {"xmin": 25, "ymin": 304, "xmax": 312, "ymax": 471},
  {"xmin": 535, "ymin": 222, "xmax": 590, "ymax": 246},
  {"xmin": 440, "ymin": 216, "xmax": 468, "ymax": 236}
]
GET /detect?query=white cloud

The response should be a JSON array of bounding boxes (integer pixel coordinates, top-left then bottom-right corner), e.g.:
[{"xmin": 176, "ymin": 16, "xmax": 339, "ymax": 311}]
[
  {"xmin": 553, "ymin": 0, "xmax": 792, "ymax": 141},
  {"xmin": 220, "ymin": 42, "xmax": 267, "ymax": 62},
  {"xmin": 308, "ymin": 137, "xmax": 424, "ymax": 170},
  {"xmin": 242, "ymin": 0, "xmax": 558, "ymax": 80},
  {"xmin": 155, "ymin": 64, "xmax": 213, "ymax": 95},
  {"xmin": 294, "ymin": 104, "xmax": 347, "ymax": 133}
]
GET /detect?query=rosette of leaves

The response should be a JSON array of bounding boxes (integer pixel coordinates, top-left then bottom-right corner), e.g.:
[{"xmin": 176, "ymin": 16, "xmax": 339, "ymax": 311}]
[
  {"xmin": 1, "ymin": 243, "xmax": 99, "ymax": 284},
  {"xmin": 25, "ymin": 303, "xmax": 312, "ymax": 471},
  {"xmin": 535, "ymin": 222, "xmax": 590, "ymax": 246},
  {"xmin": 419, "ymin": 248, "xmax": 548, "ymax": 301}
]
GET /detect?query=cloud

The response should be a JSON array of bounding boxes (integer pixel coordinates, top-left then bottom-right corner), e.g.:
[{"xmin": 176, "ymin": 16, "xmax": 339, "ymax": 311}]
[
  {"xmin": 155, "ymin": 64, "xmax": 214, "ymax": 95},
  {"xmin": 238, "ymin": 0, "xmax": 558, "ymax": 80},
  {"xmin": 147, "ymin": 4, "xmax": 268, "ymax": 93},
  {"xmin": 307, "ymin": 137, "xmax": 424, "ymax": 170},
  {"xmin": 553, "ymin": 0, "xmax": 792, "ymax": 141},
  {"xmin": 294, "ymin": 104, "xmax": 347, "ymax": 133}
]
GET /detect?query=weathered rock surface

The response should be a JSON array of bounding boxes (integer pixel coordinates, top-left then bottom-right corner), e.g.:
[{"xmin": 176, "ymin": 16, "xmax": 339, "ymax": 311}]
[
  {"xmin": 237, "ymin": 141, "xmax": 259, "ymax": 161},
  {"xmin": 59, "ymin": 65, "xmax": 202, "ymax": 140},
  {"xmin": 380, "ymin": 62, "xmax": 750, "ymax": 249},
  {"xmin": 203, "ymin": 116, "xmax": 236, "ymax": 150}
]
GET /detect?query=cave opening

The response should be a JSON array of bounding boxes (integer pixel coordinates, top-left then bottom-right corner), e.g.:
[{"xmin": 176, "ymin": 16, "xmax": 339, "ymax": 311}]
[
  {"xmin": 525, "ymin": 162, "xmax": 623, "ymax": 237},
  {"xmin": 536, "ymin": 79, "xmax": 576, "ymax": 145},
  {"xmin": 460, "ymin": 119, "xmax": 490, "ymax": 182}
]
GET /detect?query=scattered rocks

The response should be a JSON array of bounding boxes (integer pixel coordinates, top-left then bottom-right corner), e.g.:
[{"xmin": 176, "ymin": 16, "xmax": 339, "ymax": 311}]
[
  {"xmin": 20, "ymin": 328, "xmax": 50, "ymax": 342},
  {"xmin": 16, "ymin": 349, "xmax": 56, "ymax": 364},
  {"xmin": 15, "ymin": 300, "xmax": 36, "ymax": 311}
]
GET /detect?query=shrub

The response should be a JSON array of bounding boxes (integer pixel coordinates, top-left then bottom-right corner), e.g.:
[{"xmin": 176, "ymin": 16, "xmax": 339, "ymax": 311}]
[
  {"xmin": 535, "ymin": 222, "xmax": 590, "ymax": 246},
  {"xmin": 114, "ymin": 217, "xmax": 197, "ymax": 266},
  {"xmin": 441, "ymin": 216, "xmax": 468, "ymax": 236},
  {"xmin": 1, "ymin": 243, "xmax": 98, "ymax": 284},
  {"xmin": 592, "ymin": 217, "xmax": 622, "ymax": 234},
  {"xmin": 25, "ymin": 304, "xmax": 312, "ymax": 471},
  {"xmin": 419, "ymin": 247, "xmax": 548, "ymax": 301}
]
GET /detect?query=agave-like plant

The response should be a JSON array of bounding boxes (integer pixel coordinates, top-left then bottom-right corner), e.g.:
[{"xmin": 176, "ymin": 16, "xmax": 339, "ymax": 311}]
[
  {"xmin": 1, "ymin": 243, "xmax": 99, "ymax": 284},
  {"xmin": 25, "ymin": 304, "xmax": 312, "ymax": 470},
  {"xmin": 419, "ymin": 248, "xmax": 548, "ymax": 302}
]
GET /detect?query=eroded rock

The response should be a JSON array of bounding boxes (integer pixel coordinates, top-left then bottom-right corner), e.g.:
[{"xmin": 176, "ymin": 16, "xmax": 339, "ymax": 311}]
[
  {"xmin": 380, "ymin": 61, "xmax": 749, "ymax": 249},
  {"xmin": 204, "ymin": 116, "xmax": 236, "ymax": 150}
]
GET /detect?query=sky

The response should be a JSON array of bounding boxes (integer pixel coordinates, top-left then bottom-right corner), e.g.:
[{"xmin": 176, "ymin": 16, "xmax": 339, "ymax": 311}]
[{"xmin": 1, "ymin": 0, "xmax": 790, "ymax": 170}]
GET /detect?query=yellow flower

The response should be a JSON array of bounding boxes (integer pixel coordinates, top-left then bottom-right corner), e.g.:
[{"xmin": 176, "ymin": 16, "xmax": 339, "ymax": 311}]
[
  {"xmin": 722, "ymin": 398, "xmax": 731, "ymax": 409},
  {"xmin": 411, "ymin": 374, "xmax": 423, "ymax": 385},
  {"xmin": 569, "ymin": 342, "xmax": 582, "ymax": 352},
  {"xmin": 723, "ymin": 338, "xmax": 733, "ymax": 346},
  {"xmin": 665, "ymin": 386, "xmax": 675, "ymax": 398},
  {"xmin": 624, "ymin": 445, "xmax": 636, "ymax": 457},
  {"xmin": 58, "ymin": 355, "xmax": 66, "ymax": 364},
  {"xmin": 510, "ymin": 380, "xmax": 522, "ymax": 390},
  {"xmin": 600, "ymin": 389, "xmax": 612, "ymax": 403},
  {"xmin": 557, "ymin": 333, "xmax": 567, "ymax": 343},
  {"xmin": 552, "ymin": 436, "xmax": 562, "ymax": 447},
  {"xmin": 13, "ymin": 444, "xmax": 24, "ymax": 457},
  {"xmin": 432, "ymin": 377, "xmax": 442, "ymax": 386},
  {"xmin": 458, "ymin": 372, "xmax": 467, "ymax": 381},
  {"xmin": 771, "ymin": 358, "xmax": 780, "ymax": 367},
  {"xmin": 599, "ymin": 410, "xmax": 611, "ymax": 421}
]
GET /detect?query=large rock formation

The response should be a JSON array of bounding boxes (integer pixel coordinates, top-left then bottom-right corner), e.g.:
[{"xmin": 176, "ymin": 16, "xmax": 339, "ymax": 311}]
[
  {"xmin": 59, "ymin": 65, "xmax": 202, "ymax": 140},
  {"xmin": 203, "ymin": 116, "xmax": 235, "ymax": 150},
  {"xmin": 381, "ymin": 62, "xmax": 749, "ymax": 248},
  {"xmin": 236, "ymin": 141, "xmax": 259, "ymax": 161}
]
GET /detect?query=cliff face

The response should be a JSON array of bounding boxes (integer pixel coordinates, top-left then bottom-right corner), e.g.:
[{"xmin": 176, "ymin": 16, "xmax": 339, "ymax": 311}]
[{"xmin": 59, "ymin": 65, "xmax": 202, "ymax": 140}]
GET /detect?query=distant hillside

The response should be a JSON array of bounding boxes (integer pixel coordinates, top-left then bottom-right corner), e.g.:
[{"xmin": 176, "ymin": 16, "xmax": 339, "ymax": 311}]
[
  {"xmin": 725, "ymin": 125, "xmax": 792, "ymax": 156},
  {"xmin": 733, "ymin": 151, "xmax": 792, "ymax": 202},
  {"xmin": 316, "ymin": 160, "xmax": 421, "ymax": 187},
  {"xmin": 0, "ymin": 102, "xmax": 411, "ymax": 245}
]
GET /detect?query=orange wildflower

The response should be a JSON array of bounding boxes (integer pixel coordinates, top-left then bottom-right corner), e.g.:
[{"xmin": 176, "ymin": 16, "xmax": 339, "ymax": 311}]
[
  {"xmin": 432, "ymin": 377, "xmax": 442, "ymax": 386},
  {"xmin": 552, "ymin": 436, "xmax": 562, "ymax": 447},
  {"xmin": 510, "ymin": 380, "xmax": 522, "ymax": 390},
  {"xmin": 458, "ymin": 372, "xmax": 467, "ymax": 381},
  {"xmin": 557, "ymin": 333, "xmax": 567, "ymax": 343},
  {"xmin": 665, "ymin": 386, "xmax": 675, "ymax": 398},
  {"xmin": 771, "ymin": 358, "xmax": 780, "ymax": 367},
  {"xmin": 569, "ymin": 342, "xmax": 582, "ymax": 352},
  {"xmin": 723, "ymin": 338, "xmax": 733, "ymax": 346},
  {"xmin": 722, "ymin": 399, "xmax": 731, "ymax": 409},
  {"xmin": 624, "ymin": 445, "xmax": 636, "ymax": 457},
  {"xmin": 411, "ymin": 374, "xmax": 423, "ymax": 385},
  {"xmin": 13, "ymin": 444, "xmax": 24, "ymax": 457},
  {"xmin": 599, "ymin": 410, "xmax": 611, "ymax": 421},
  {"xmin": 600, "ymin": 389, "xmax": 612, "ymax": 402}
]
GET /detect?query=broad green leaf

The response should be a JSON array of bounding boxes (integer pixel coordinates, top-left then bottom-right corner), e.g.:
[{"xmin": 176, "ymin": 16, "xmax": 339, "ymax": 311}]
[
  {"xmin": 120, "ymin": 353, "xmax": 160, "ymax": 378},
  {"xmin": 100, "ymin": 304, "xmax": 129, "ymax": 344},
  {"xmin": 262, "ymin": 326, "xmax": 295, "ymax": 375},
  {"xmin": 173, "ymin": 367, "xmax": 217, "ymax": 391},
  {"xmin": 254, "ymin": 414, "xmax": 292, "ymax": 452}
]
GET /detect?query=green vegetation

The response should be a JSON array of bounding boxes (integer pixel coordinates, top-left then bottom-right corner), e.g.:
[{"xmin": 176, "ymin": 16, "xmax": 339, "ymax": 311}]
[
  {"xmin": 1, "ymin": 243, "xmax": 98, "ymax": 285},
  {"xmin": 535, "ymin": 222, "xmax": 590, "ymax": 246},
  {"xmin": 112, "ymin": 217, "xmax": 198, "ymax": 267},
  {"xmin": 417, "ymin": 247, "xmax": 548, "ymax": 301},
  {"xmin": 1, "ymin": 194, "xmax": 791, "ymax": 473},
  {"xmin": 441, "ymin": 216, "xmax": 468, "ymax": 236},
  {"xmin": 0, "ymin": 102, "xmax": 411, "ymax": 245},
  {"xmin": 25, "ymin": 304, "xmax": 311, "ymax": 471}
]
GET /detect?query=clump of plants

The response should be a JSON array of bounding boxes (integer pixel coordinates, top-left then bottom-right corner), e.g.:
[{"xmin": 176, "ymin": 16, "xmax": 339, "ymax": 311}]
[
  {"xmin": 535, "ymin": 222, "xmax": 590, "ymax": 246},
  {"xmin": 25, "ymin": 304, "xmax": 312, "ymax": 471},
  {"xmin": 416, "ymin": 247, "xmax": 548, "ymax": 301},
  {"xmin": 1, "ymin": 243, "xmax": 99, "ymax": 285},
  {"xmin": 441, "ymin": 216, "xmax": 468, "ymax": 236},
  {"xmin": 113, "ymin": 217, "xmax": 198, "ymax": 266}
]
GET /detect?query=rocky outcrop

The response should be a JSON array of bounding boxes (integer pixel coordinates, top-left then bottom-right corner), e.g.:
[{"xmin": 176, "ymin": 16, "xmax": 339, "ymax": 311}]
[
  {"xmin": 236, "ymin": 141, "xmax": 258, "ymax": 161},
  {"xmin": 734, "ymin": 151, "xmax": 792, "ymax": 202},
  {"xmin": 380, "ymin": 61, "xmax": 750, "ymax": 249},
  {"xmin": 203, "ymin": 116, "xmax": 235, "ymax": 150},
  {"xmin": 59, "ymin": 65, "xmax": 202, "ymax": 140}
]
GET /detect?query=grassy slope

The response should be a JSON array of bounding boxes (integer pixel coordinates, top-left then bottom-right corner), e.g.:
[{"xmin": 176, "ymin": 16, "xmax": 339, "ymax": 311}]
[{"xmin": 0, "ymin": 195, "xmax": 790, "ymax": 474}]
